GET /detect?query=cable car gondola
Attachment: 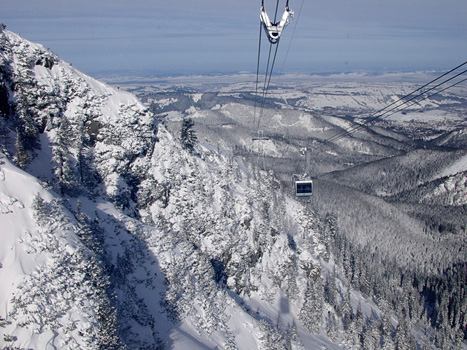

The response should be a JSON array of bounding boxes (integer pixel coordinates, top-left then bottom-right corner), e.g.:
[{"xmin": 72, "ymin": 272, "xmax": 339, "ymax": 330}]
[
  {"xmin": 293, "ymin": 174, "xmax": 313, "ymax": 198},
  {"xmin": 252, "ymin": 129, "xmax": 270, "ymax": 141}
]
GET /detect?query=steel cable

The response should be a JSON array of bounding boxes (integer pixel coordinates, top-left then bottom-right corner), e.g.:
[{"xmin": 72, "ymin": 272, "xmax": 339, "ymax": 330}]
[{"xmin": 326, "ymin": 61, "xmax": 467, "ymax": 143}]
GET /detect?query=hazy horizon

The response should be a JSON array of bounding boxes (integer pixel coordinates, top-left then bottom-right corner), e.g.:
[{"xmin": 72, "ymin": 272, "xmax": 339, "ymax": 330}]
[{"xmin": 2, "ymin": 0, "xmax": 467, "ymax": 78}]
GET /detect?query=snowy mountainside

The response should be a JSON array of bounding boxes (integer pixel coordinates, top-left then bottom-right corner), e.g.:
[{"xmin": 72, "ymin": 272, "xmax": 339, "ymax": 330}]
[
  {"xmin": 0, "ymin": 153, "xmax": 117, "ymax": 349},
  {"xmin": 320, "ymin": 148, "xmax": 467, "ymax": 240},
  {"xmin": 322, "ymin": 148, "xmax": 467, "ymax": 198},
  {"xmin": 162, "ymin": 102, "xmax": 413, "ymax": 179},
  {"xmin": 116, "ymin": 127, "xmax": 336, "ymax": 349},
  {"xmin": 396, "ymin": 169, "xmax": 467, "ymax": 206},
  {"xmin": 0, "ymin": 29, "xmax": 395, "ymax": 349},
  {"xmin": 129, "ymin": 70, "xmax": 466, "ymax": 181},
  {"xmin": 124, "ymin": 69, "xmax": 467, "ymax": 348},
  {"xmin": 310, "ymin": 178, "xmax": 467, "ymax": 271},
  {"xmin": 0, "ymin": 30, "xmax": 157, "ymax": 204}
]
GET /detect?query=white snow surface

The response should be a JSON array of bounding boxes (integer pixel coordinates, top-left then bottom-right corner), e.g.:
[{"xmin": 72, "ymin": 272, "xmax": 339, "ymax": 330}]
[
  {"xmin": 0, "ymin": 153, "xmax": 96, "ymax": 349},
  {"xmin": 438, "ymin": 154, "xmax": 467, "ymax": 179},
  {"xmin": 0, "ymin": 153, "xmax": 55, "ymax": 304},
  {"xmin": 386, "ymin": 109, "xmax": 463, "ymax": 123}
]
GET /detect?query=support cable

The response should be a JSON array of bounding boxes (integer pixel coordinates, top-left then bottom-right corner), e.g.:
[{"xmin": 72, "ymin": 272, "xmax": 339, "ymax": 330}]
[
  {"xmin": 330, "ymin": 76, "xmax": 467, "ymax": 142},
  {"xmin": 386, "ymin": 77, "xmax": 467, "ymax": 117},
  {"xmin": 253, "ymin": 20, "xmax": 263, "ymax": 127},
  {"xmin": 326, "ymin": 61, "xmax": 467, "ymax": 143},
  {"xmin": 258, "ymin": 41, "xmax": 281, "ymax": 127},
  {"xmin": 273, "ymin": 0, "xmax": 281, "ymax": 22},
  {"xmin": 277, "ymin": 0, "xmax": 304, "ymax": 78},
  {"xmin": 329, "ymin": 68, "xmax": 467, "ymax": 142},
  {"xmin": 254, "ymin": 0, "xmax": 288, "ymax": 132},
  {"xmin": 256, "ymin": 42, "xmax": 274, "ymax": 129},
  {"xmin": 362, "ymin": 69, "xmax": 467, "ymax": 126}
]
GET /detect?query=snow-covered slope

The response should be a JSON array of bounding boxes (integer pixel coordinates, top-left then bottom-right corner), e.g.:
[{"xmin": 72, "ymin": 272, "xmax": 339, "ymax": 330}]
[
  {"xmin": 0, "ymin": 153, "xmax": 117, "ymax": 348},
  {"xmin": 323, "ymin": 148, "xmax": 467, "ymax": 197}
]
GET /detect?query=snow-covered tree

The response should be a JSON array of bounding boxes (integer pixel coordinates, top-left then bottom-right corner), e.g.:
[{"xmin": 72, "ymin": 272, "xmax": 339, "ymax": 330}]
[
  {"xmin": 299, "ymin": 278, "xmax": 324, "ymax": 334},
  {"xmin": 341, "ymin": 287, "xmax": 353, "ymax": 330},
  {"xmin": 14, "ymin": 116, "xmax": 38, "ymax": 168},
  {"xmin": 325, "ymin": 267, "xmax": 338, "ymax": 307},
  {"xmin": 52, "ymin": 117, "xmax": 76, "ymax": 195},
  {"xmin": 257, "ymin": 319, "xmax": 286, "ymax": 350},
  {"xmin": 180, "ymin": 117, "xmax": 197, "ymax": 153},
  {"xmin": 394, "ymin": 318, "xmax": 415, "ymax": 350},
  {"xmin": 362, "ymin": 321, "xmax": 382, "ymax": 350}
]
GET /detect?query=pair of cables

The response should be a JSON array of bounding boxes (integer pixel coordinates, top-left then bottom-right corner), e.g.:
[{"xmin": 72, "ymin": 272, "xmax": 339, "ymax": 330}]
[
  {"xmin": 254, "ymin": 0, "xmax": 282, "ymax": 131},
  {"xmin": 253, "ymin": 0, "xmax": 304, "ymax": 131},
  {"xmin": 326, "ymin": 61, "xmax": 467, "ymax": 143}
]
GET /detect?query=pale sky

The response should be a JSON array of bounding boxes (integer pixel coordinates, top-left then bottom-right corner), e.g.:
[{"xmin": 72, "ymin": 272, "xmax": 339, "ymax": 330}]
[{"xmin": 2, "ymin": 0, "xmax": 467, "ymax": 77}]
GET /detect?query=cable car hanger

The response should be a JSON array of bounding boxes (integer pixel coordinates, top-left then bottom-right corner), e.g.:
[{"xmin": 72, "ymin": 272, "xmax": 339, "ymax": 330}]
[
  {"xmin": 292, "ymin": 147, "xmax": 313, "ymax": 198},
  {"xmin": 255, "ymin": 0, "xmax": 312, "ymax": 199},
  {"xmin": 260, "ymin": 0, "xmax": 294, "ymax": 44},
  {"xmin": 254, "ymin": 0, "xmax": 294, "ymax": 130}
]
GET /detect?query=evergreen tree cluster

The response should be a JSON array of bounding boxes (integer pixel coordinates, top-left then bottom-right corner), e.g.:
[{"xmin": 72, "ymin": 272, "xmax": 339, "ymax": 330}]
[
  {"xmin": 6, "ymin": 195, "xmax": 122, "ymax": 349},
  {"xmin": 180, "ymin": 116, "xmax": 197, "ymax": 153},
  {"xmin": 134, "ymin": 128, "xmax": 331, "ymax": 346},
  {"xmin": 325, "ymin": 213, "xmax": 467, "ymax": 349}
]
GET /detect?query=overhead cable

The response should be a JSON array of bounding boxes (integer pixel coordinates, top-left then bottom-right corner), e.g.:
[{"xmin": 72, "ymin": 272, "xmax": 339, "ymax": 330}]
[
  {"xmin": 254, "ymin": 0, "xmax": 284, "ymax": 131},
  {"xmin": 326, "ymin": 61, "xmax": 467, "ymax": 143}
]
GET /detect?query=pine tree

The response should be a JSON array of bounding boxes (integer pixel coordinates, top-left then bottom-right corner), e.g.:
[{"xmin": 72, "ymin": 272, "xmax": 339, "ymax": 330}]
[
  {"xmin": 362, "ymin": 321, "xmax": 382, "ymax": 350},
  {"xmin": 394, "ymin": 318, "xmax": 415, "ymax": 350},
  {"xmin": 14, "ymin": 111, "xmax": 39, "ymax": 168},
  {"xmin": 380, "ymin": 312, "xmax": 394, "ymax": 349},
  {"xmin": 75, "ymin": 120, "xmax": 91, "ymax": 186},
  {"xmin": 285, "ymin": 258, "xmax": 299, "ymax": 300},
  {"xmin": 299, "ymin": 278, "xmax": 324, "ymax": 334},
  {"xmin": 257, "ymin": 319, "xmax": 286, "ymax": 350},
  {"xmin": 342, "ymin": 287, "xmax": 352, "ymax": 330},
  {"xmin": 325, "ymin": 267, "xmax": 337, "ymax": 307},
  {"xmin": 286, "ymin": 320, "xmax": 305, "ymax": 350},
  {"xmin": 52, "ymin": 117, "xmax": 76, "ymax": 195},
  {"xmin": 326, "ymin": 311, "xmax": 339, "ymax": 342},
  {"xmin": 453, "ymin": 328, "xmax": 465, "ymax": 350},
  {"xmin": 180, "ymin": 117, "xmax": 197, "ymax": 153},
  {"xmin": 14, "ymin": 127, "xmax": 31, "ymax": 168},
  {"xmin": 350, "ymin": 302, "xmax": 365, "ymax": 347}
]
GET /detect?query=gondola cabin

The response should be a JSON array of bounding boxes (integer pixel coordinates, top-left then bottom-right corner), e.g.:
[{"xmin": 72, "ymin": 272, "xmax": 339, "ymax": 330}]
[{"xmin": 295, "ymin": 179, "xmax": 313, "ymax": 198}]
